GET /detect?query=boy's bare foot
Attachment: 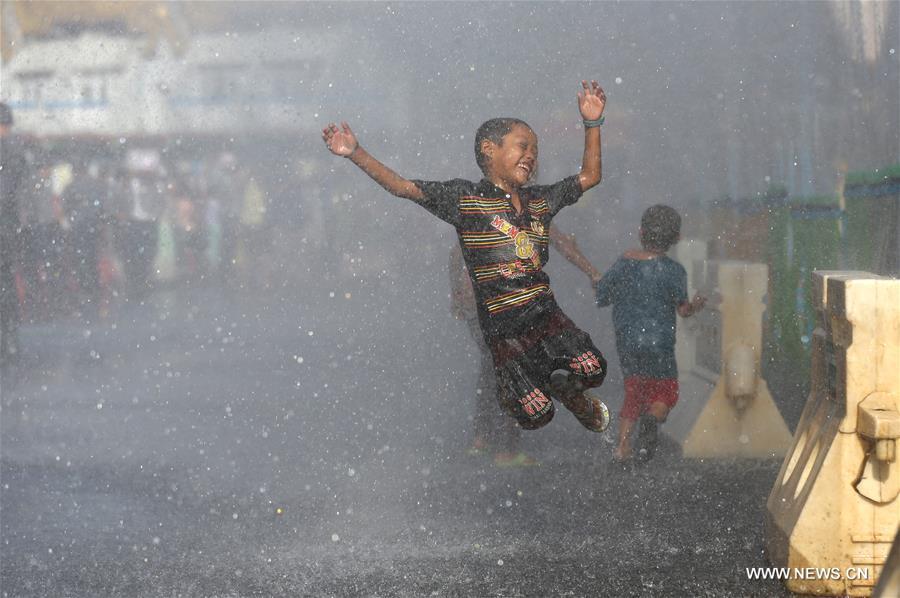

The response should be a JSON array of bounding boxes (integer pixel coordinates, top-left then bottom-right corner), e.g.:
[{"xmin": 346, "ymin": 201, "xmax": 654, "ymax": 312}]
[{"xmin": 614, "ymin": 446, "xmax": 633, "ymax": 461}]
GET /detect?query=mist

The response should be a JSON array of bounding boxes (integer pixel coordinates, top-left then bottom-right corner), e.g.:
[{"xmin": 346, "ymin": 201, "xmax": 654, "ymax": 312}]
[{"xmin": 1, "ymin": 2, "xmax": 897, "ymax": 596}]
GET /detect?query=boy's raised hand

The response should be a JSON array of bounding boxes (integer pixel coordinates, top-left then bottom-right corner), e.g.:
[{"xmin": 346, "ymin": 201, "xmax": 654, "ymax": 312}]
[
  {"xmin": 691, "ymin": 294, "xmax": 707, "ymax": 312},
  {"xmin": 677, "ymin": 293, "xmax": 707, "ymax": 318},
  {"xmin": 577, "ymin": 80, "xmax": 606, "ymax": 121},
  {"xmin": 322, "ymin": 121, "xmax": 358, "ymax": 157}
]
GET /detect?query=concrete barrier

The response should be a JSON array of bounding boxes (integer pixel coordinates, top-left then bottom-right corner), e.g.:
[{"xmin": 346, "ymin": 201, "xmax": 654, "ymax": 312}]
[
  {"xmin": 766, "ymin": 271, "xmax": 900, "ymax": 596},
  {"xmin": 873, "ymin": 529, "xmax": 900, "ymax": 598},
  {"xmin": 674, "ymin": 239, "xmax": 708, "ymax": 377},
  {"xmin": 666, "ymin": 257, "xmax": 793, "ymax": 458}
]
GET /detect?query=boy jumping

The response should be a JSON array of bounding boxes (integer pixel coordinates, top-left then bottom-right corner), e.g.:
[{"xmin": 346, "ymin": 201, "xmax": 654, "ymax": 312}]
[
  {"xmin": 322, "ymin": 80, "xmax": 610, "ymax": 435},
  {"xmin": 595, "ymin": 205, "xmax": 706, "ymax": 463},
  {"xmin": 451, "ymin": 225, "xmax": 603, "ymax": 466}
]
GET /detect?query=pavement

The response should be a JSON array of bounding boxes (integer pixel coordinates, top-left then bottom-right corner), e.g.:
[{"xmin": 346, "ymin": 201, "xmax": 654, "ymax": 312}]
[{"xmin": 1, "ymin": 281, "xmax": 793, "ymax": 597}]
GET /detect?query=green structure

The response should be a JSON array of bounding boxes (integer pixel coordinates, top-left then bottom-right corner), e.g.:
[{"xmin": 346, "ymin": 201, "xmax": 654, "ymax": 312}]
[
  {"xmin": 764, "ymin": 164, "xmax": 899, "ymax": 396},
  {"xmin": 844, "ymin": 164, "xmax": 900, "ymax": 276},
  {"xmin": 766, "ymin": 194, "xmax": 843, "ymax": 385}
]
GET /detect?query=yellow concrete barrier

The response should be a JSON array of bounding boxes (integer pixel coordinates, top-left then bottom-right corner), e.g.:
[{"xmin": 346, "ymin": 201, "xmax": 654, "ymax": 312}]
[
  {"xmin": 766, "ymin": 271, "xmax": 900, "ymax": 596},
  {"xmin": 674, "ymin": 239, "xmax": 708, "ymax": 377},
  {"xmin": 668, "ymin": 258, "xmax": 793, "ymax": 458},
  {"xmin": 873, "ymin": 529, "xmax": 900, "ymax": 598}
]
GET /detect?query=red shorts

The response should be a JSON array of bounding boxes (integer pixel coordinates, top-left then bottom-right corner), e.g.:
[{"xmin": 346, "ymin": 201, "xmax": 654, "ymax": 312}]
[{"xmin": 620, "ymin": 376, "xmax": 679, "ymax": 421}]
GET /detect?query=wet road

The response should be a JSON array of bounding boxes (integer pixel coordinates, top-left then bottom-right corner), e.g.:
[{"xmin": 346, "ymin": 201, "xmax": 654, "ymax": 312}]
[{"xmin": 2, "ymin": 281, "xmax": 791, "ymax": 597}]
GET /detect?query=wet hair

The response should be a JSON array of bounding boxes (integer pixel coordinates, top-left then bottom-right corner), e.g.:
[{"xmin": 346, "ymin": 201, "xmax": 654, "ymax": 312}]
[
  {"xmin": 474, "ymin": 117, "xmax": 532, "ymax": 175},
  {"xmin": 640, "ymin": 204, "xmax": 681, "ymax": 252},
  {"xmin": 0, "ymin": 102, "xmax": 12, "ymax": 126}
]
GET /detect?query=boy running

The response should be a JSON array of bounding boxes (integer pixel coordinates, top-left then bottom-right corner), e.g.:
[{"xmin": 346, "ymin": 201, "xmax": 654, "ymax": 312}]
[
  {"xmin": 322, "ymin": 80, "xmax": 610, "ymax": 435},
  {"xmin": 595, "ymin": 205, "xmax": 706, "ymax": 463}
]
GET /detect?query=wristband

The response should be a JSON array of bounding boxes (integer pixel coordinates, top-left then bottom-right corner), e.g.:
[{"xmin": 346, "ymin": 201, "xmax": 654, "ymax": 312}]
[{"xmin": 583, "ymin": 116, "xmax": 605, "ymax": 128}]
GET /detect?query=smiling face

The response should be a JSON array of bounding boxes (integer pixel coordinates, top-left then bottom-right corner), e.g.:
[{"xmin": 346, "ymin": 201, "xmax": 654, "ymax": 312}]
[{"xmin": 482, "ymin": 124, "xmax": 538, "ymax": 191}]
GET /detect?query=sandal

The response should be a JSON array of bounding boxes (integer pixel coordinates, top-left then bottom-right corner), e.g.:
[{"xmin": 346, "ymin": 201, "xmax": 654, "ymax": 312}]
[
  {"xmin": 574, "ymin": 394, "xmax": 610, "ymax": 433},
  {"xmin": 549, "ymin": 370, "xmax": 609, "ymax": 433}
]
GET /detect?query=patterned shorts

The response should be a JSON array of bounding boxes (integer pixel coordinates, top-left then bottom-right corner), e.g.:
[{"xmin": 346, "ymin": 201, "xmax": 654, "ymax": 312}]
[{"xmin": 489, "ymin": 310, "xmax": 607, "ymax": 429}]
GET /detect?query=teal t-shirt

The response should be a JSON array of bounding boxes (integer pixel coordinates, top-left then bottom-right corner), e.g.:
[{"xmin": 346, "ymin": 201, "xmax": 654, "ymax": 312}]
[{"xmin": 595, "ymin": 255, "xmax": 687, "ymax": 378}]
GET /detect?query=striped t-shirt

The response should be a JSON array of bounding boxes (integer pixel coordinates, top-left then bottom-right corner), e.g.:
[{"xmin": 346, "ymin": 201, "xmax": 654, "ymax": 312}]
[{"xmin": 411, "ymin": 176, "xmax": 583, "ymax": 341}]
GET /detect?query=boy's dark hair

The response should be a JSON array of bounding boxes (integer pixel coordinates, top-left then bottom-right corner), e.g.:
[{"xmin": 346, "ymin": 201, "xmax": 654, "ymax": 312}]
[
  {"xmin": 640, "ymin": 204, "xmax": 681, "ymax": 252},
  {"xmin": 474, "ymin": 117, "xmax": 532, "ymax": 174}
]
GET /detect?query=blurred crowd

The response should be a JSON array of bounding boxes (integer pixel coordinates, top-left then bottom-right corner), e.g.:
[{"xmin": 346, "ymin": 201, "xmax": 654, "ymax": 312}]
[
  {"xmin": 0, "ymin": 97, "xmax": 303, "ymax": 376},
  {"xmin": 10, "ymin": 149, "xmax": 279, "ymax": 319}
]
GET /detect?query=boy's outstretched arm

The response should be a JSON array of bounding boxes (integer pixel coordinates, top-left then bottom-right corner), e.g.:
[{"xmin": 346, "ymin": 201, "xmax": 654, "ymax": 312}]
[
  {"xmin": 576, "ymin": 80, "xmax": 606, "ymax": 192},
  {"xmin": 549, "ymin": 225, "xmax": 602, "ymax": 283},
  {"xmin": 322, "ymin": 122, "xmax": 424, "ymax": 201}
]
